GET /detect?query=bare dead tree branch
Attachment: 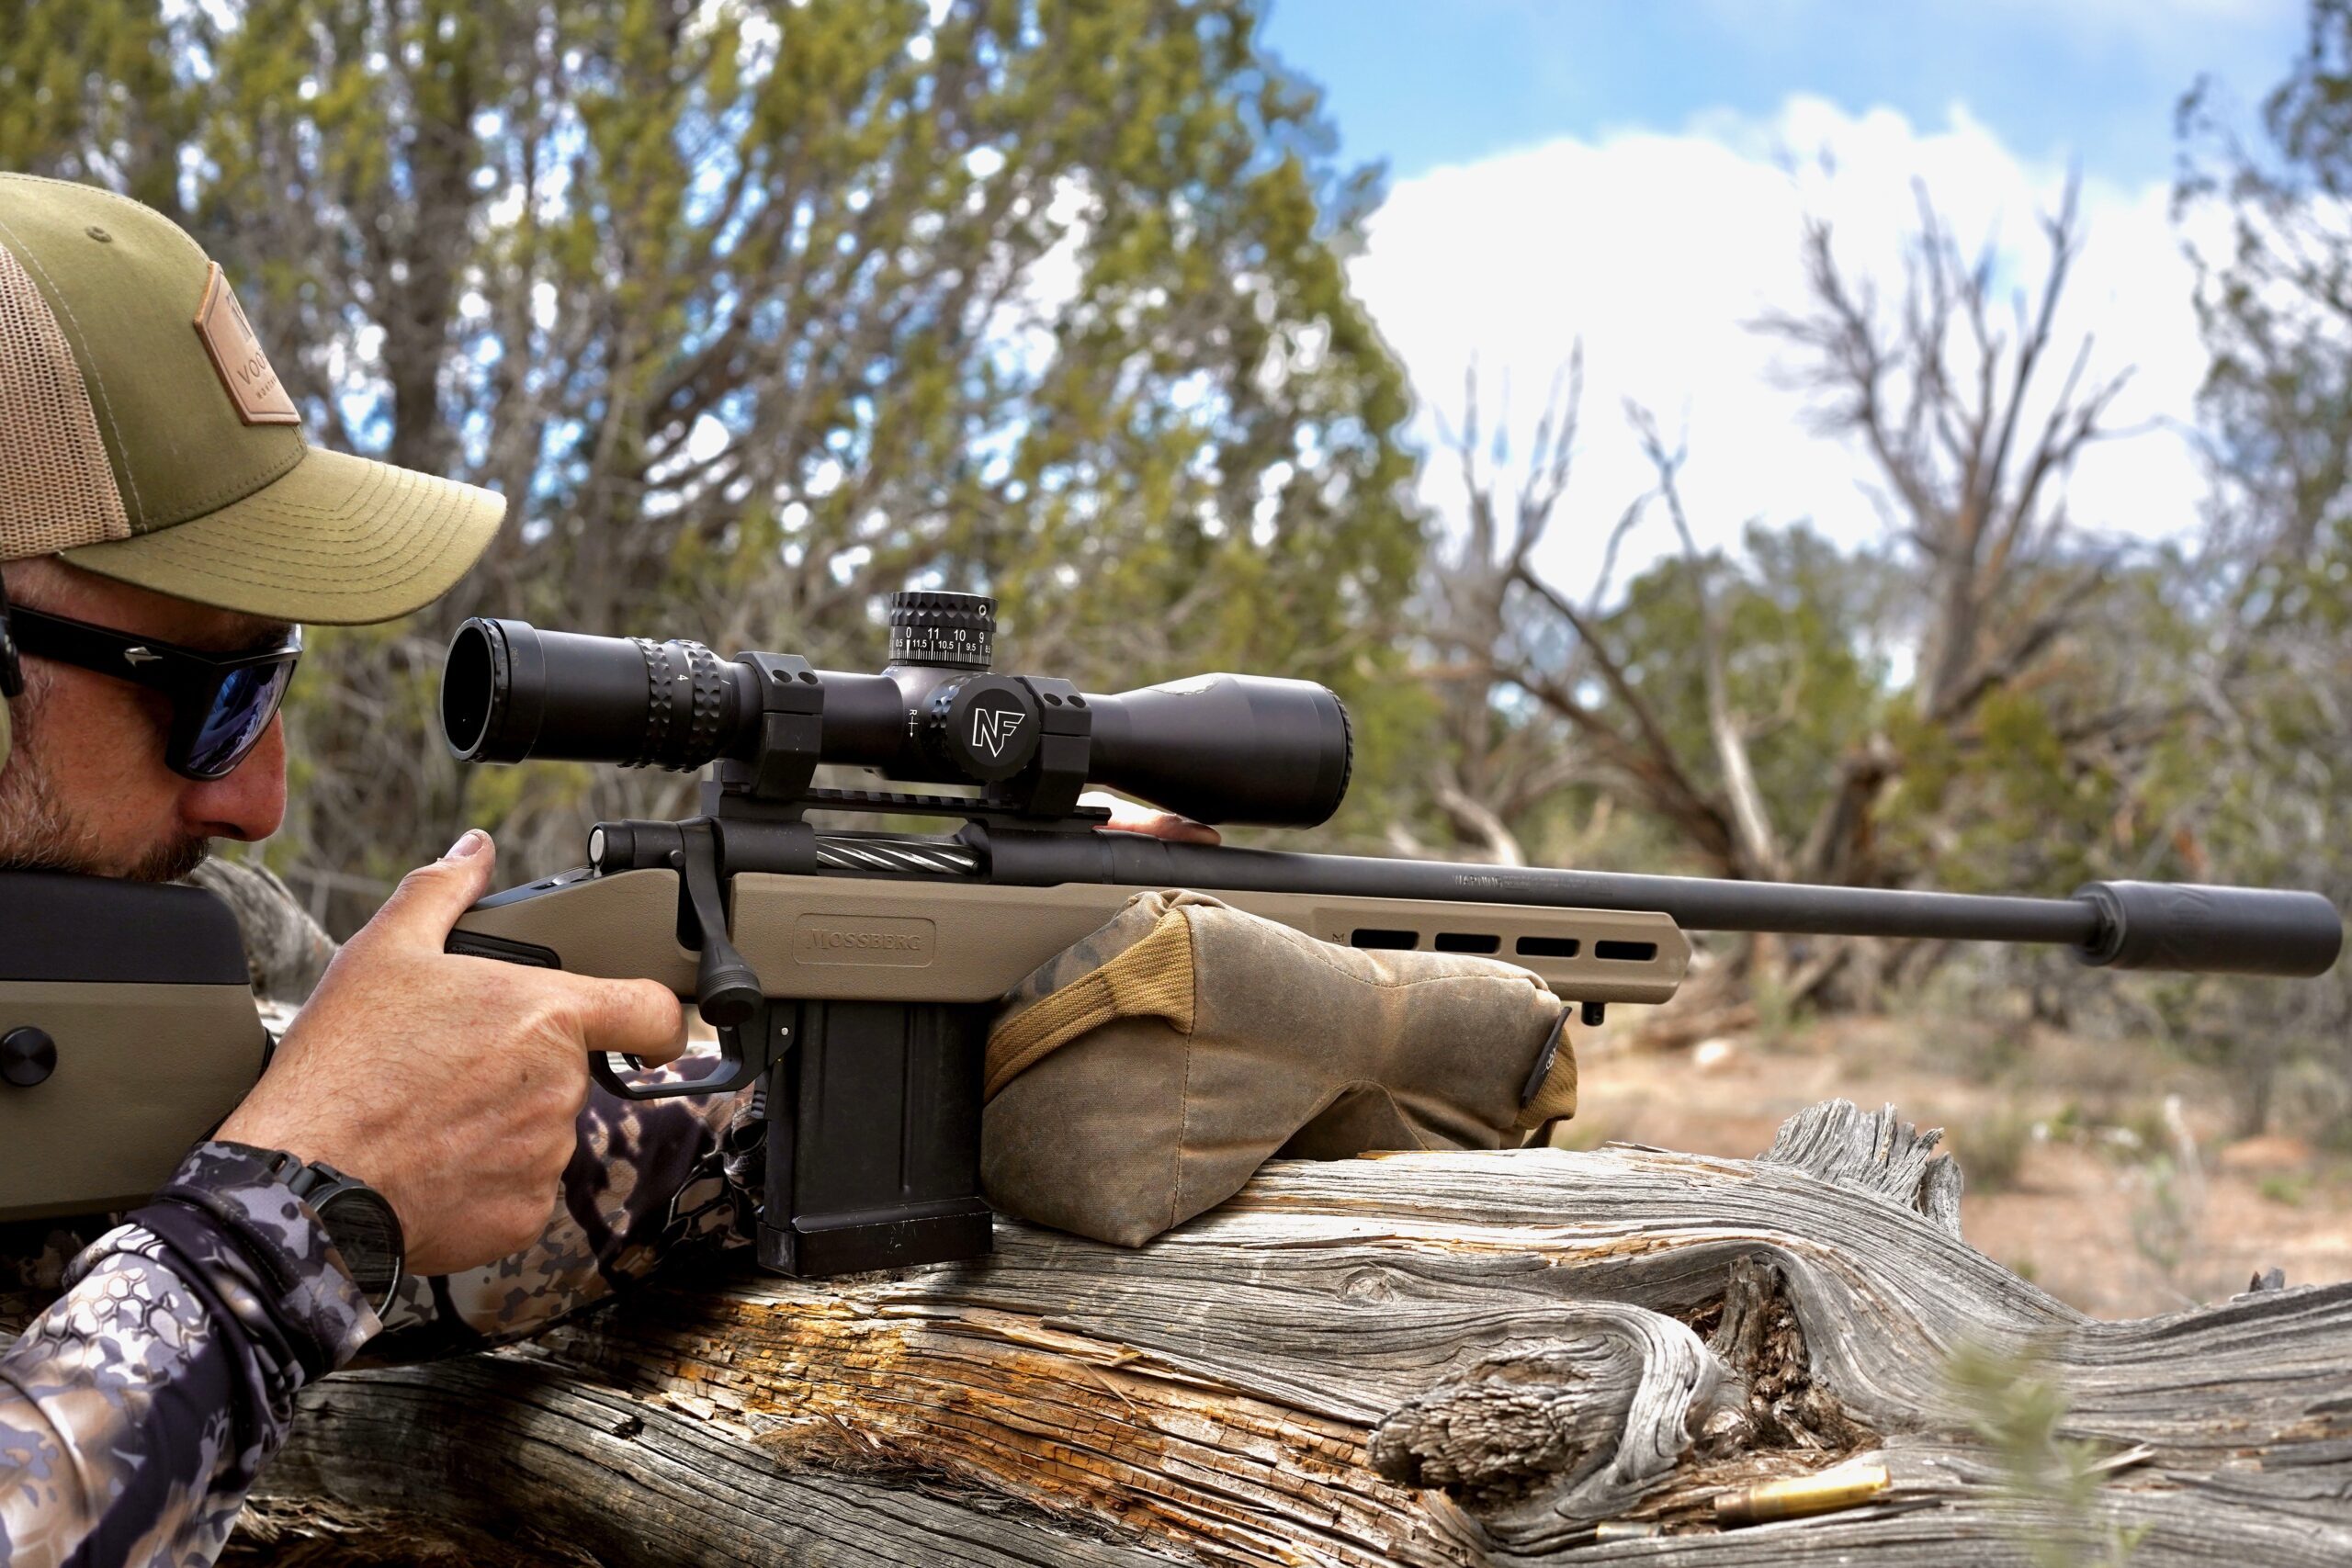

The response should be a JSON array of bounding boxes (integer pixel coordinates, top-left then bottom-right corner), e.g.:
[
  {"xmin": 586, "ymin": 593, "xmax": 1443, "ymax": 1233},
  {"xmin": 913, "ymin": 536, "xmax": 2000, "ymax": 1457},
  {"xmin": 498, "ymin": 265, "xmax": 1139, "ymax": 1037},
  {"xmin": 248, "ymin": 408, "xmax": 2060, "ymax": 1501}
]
[{"xmin": 1625, "ymin": 402, "xmax": 1786, "ymax": 880}]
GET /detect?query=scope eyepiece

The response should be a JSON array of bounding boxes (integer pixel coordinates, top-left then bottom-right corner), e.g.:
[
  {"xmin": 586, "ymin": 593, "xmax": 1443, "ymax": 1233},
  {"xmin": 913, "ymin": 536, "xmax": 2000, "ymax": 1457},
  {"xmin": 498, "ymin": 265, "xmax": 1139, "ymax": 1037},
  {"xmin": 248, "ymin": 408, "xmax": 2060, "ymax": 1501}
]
[
  {"xmin": 443, "ymin": 618, "xmax": 752, "ymax": 771},
  {"xmin": 440, "ymin": 601, "xmax": 1355, "ymax": 828}
]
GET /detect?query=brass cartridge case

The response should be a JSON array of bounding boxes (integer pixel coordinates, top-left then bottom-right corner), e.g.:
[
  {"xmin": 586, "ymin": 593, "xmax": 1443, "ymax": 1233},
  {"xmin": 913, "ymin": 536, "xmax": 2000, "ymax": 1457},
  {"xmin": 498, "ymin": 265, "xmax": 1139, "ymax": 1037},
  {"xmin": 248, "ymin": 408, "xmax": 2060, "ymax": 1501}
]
[{"xmin": 1714, "ymin": 1462, "xmax": 1891, "ymax": 1528}]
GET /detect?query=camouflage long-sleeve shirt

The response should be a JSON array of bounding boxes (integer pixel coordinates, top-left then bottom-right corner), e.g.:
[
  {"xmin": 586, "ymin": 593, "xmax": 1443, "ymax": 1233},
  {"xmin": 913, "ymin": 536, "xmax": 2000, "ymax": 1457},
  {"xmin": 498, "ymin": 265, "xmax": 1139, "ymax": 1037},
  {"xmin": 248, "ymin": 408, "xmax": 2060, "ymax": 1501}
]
[{"xmin": 0, "ymin": 863, "xmax": 757, "ymax": 1568}]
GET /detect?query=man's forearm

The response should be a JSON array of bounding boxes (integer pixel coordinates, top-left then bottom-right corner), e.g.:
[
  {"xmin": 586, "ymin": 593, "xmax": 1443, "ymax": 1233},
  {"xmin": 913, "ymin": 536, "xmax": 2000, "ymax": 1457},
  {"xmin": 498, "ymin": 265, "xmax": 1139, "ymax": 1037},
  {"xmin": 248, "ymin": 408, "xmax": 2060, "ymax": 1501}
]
[
  {"xmin": 0, "ymin": 1146, "xmax": 374, "ymax": 1568},
  {"xmin": 368, "ymin": 1076, "xmax": 754, "ymax": 1359}
]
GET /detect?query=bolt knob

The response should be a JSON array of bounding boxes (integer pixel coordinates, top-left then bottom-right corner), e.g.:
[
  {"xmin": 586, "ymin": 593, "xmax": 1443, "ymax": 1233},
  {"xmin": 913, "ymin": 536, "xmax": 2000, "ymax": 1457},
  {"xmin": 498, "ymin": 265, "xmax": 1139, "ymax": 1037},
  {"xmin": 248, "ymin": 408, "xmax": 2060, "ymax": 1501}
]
[{"xmin": 888, "ymin": 591, "xmax": 995, "ymax": 671}]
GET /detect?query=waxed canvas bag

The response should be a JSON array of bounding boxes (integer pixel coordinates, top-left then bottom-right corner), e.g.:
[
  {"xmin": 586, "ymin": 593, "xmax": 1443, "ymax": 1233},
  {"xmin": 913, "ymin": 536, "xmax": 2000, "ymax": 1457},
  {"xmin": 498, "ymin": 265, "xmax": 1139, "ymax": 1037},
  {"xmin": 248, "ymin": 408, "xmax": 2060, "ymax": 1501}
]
[{"xmin": 981, "ymin": 889, "xmax": 1578, "ymax": 1247}]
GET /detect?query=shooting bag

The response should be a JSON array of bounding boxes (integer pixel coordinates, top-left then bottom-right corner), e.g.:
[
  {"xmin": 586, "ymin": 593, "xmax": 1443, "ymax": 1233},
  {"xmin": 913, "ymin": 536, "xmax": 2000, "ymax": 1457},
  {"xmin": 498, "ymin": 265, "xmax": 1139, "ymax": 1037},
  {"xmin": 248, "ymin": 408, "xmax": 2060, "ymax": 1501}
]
[{"xmin": 981, "ymin": 889, "xmax": 1578, "ymax": 1247}]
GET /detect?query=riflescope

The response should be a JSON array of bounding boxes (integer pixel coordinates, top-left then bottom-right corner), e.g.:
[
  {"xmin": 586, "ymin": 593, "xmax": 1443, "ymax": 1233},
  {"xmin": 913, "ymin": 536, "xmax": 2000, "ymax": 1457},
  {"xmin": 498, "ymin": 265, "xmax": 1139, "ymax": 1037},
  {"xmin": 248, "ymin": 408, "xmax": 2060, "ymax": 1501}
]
[{"xmin": 441, "ymin": 590, "xmax": 1353, "ymax": 827}]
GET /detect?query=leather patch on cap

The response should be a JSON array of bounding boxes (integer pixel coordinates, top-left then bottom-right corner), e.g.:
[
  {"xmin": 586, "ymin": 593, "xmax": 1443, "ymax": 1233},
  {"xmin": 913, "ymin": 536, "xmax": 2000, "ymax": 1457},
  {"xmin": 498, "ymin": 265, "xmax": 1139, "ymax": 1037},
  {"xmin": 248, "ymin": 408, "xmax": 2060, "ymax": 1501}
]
[{"xmin": 192, "ymin": 263, "xmax": 300, "ymax": 426}]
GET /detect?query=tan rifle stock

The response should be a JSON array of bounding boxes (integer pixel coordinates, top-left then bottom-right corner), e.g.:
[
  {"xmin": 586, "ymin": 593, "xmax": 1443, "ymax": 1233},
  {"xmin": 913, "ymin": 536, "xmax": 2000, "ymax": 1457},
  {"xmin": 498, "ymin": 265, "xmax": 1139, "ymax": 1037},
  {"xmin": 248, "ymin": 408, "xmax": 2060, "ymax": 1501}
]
[
  {"xmin": 0, "ymin": 875, "xmax": 267, "ymax": 1222},
  {"xmin": 447, "ymin": 868, "xmax": 1691, "ymax": 1006}
]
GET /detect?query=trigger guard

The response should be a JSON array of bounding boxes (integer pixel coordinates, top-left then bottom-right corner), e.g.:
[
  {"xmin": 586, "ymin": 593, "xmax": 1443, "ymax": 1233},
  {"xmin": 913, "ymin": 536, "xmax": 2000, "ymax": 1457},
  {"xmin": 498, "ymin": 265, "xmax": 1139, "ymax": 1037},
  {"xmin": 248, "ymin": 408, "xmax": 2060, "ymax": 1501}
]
[{"xmin": 589, "ymin": 1048, "xmax": 763, "ymax": 1100}]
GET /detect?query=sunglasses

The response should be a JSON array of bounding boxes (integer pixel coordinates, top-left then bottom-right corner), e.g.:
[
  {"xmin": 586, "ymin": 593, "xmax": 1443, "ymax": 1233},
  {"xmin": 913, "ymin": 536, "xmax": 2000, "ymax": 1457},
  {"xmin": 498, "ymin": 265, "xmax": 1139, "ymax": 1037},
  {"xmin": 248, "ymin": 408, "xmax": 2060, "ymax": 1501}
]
[{"xmin": 7, "ymin": 605, "xmax": 303, "ymax": 780}]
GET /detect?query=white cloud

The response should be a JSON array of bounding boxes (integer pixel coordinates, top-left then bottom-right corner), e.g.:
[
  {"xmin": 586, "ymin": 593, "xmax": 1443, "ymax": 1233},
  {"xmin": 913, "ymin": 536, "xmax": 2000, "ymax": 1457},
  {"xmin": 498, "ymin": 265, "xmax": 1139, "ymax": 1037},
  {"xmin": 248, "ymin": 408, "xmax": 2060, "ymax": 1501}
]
[{"xmin": 1350, "ymin": 96, "xmax": 2215, "ymax": 595}]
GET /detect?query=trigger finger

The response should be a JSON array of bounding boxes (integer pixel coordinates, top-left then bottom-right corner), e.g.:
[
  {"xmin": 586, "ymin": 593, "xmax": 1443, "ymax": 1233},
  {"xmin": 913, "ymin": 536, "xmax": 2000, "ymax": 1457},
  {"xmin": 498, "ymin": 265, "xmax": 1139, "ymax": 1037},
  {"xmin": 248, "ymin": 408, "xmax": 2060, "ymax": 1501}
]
[{"xmin": 580, "ymin": 978, "xmax": 690, "ymax": 1066}]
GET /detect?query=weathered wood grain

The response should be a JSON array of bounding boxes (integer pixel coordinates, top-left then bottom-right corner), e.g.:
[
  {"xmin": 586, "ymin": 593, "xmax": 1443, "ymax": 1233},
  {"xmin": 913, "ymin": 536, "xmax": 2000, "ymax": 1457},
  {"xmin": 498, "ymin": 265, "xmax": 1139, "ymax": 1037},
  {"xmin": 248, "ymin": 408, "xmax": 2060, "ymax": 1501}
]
[{"xmin": 234, "ymin": 1101, "xmax": 2352, "ymax": 1566}]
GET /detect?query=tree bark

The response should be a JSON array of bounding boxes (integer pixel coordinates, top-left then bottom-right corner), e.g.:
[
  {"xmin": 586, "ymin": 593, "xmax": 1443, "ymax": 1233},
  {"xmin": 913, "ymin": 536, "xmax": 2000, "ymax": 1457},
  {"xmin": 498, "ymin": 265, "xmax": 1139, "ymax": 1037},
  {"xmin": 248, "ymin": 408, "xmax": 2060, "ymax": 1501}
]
[{"xmin": 232, "ymin": 1100, "xmax": 2352, "ymax": 1566}]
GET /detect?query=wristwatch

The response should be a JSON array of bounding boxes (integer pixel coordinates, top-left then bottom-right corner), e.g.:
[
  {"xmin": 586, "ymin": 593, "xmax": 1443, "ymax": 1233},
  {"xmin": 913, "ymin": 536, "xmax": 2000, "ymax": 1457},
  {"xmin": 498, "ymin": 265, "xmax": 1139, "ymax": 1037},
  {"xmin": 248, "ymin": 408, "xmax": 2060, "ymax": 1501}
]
[{"xmin": 263, "ymin": 1151, "xmax": 406, "ymax": 1317}]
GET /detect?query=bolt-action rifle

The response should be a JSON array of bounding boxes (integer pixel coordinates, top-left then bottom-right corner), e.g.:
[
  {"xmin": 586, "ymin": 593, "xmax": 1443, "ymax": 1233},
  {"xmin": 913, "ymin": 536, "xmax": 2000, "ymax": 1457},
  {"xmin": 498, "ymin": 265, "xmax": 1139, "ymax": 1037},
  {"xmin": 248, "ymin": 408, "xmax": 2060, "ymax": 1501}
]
[{"xmin": 410, "ymin": 591, "xmax": 2343, "ymax": 1279}]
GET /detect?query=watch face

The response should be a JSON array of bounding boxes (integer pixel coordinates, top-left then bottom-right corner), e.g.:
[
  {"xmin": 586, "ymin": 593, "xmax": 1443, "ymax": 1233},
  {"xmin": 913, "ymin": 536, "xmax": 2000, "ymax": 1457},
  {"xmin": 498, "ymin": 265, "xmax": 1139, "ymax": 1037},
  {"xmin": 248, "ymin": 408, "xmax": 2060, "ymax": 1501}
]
[{"xmin": 316, "ymin": 1186, "xmax": 404, "ymax": 1314}]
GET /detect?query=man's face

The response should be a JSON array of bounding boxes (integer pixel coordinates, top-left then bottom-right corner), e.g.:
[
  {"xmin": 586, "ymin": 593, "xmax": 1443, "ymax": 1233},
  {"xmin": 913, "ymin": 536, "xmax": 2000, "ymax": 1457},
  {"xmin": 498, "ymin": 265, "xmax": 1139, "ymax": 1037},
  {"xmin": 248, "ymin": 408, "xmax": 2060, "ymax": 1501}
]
[{"xmin": 0, "ymin": 557, "xmax": 290, "ymax": 881}]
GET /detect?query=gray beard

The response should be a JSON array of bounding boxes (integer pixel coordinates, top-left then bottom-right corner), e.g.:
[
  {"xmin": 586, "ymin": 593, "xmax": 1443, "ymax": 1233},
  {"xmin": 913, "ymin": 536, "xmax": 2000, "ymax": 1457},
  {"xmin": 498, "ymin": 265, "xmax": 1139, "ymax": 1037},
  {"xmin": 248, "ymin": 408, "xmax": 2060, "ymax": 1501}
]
[{"xmin": 0, "ymin": 677, "xmax": 212, "ymax": 883}]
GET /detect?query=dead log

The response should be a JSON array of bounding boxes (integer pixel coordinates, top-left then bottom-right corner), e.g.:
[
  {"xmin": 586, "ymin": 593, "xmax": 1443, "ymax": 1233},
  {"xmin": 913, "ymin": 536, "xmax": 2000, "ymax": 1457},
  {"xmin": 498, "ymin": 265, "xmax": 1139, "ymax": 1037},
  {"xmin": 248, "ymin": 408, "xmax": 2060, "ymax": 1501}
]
[{"xmin": 232, "ymin": 1100, "xmax": 2352, "ymax": 1566}]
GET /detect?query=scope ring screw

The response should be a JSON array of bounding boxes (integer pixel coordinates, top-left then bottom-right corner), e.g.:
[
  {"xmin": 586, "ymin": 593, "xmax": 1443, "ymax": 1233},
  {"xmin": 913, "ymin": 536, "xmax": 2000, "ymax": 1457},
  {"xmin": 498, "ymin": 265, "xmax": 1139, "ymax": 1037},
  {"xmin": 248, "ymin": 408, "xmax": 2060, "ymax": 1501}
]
[{"xmin": 2, "ymin": 1026, "xmax": 57, "ymax": 1089}]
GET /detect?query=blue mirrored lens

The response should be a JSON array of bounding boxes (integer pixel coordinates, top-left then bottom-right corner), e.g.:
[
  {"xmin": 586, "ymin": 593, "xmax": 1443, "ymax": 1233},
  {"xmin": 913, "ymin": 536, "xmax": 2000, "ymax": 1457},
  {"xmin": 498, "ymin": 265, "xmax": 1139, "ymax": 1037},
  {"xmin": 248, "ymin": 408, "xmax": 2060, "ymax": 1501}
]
[{"xmin": 185, "ymin": 660, "xmax": 295, "ymax": 776}]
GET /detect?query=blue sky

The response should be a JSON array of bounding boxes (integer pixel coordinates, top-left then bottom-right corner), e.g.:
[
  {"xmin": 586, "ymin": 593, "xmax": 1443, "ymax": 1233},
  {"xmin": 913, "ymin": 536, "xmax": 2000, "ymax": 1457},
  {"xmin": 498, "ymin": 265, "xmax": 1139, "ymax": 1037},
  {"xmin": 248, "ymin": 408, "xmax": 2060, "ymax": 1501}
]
[
  {"xmin": 1261, "ymin": 0, "xmax": 2304, "ymax": 189},
  {"xmin": 1251, "ymin": 2, "xmax": 2308, "ymax": 574}
]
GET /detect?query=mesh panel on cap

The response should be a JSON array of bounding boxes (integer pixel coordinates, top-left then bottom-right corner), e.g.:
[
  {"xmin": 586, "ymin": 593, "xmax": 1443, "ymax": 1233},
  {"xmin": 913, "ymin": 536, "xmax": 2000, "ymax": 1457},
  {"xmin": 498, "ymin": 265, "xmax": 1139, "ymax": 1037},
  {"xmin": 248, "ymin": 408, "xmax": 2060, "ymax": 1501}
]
[{"xmin": 0, "ymin": 242, "xmax": 130, "ymax": 559}]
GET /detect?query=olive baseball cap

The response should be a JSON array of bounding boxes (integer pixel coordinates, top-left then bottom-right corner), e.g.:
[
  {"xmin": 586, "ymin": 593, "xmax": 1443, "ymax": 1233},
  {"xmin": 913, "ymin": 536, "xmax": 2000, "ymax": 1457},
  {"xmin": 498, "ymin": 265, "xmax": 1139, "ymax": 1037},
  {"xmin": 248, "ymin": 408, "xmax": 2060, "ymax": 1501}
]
[{"xmin": 0, "ymin": 174, "xmax": 503, "ymax": 625}]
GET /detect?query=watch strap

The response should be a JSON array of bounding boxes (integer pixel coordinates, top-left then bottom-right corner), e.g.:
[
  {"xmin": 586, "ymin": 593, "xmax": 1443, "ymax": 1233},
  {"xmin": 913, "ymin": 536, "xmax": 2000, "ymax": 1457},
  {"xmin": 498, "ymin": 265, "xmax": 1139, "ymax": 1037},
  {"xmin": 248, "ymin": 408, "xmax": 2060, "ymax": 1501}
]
[
  {"xmin": 190, "ymin": 1141, "xmax": 404, "ymax": 1314},
  {"xmin": 138, "ymin": 1139, "xmax": 380, "ymax": 1373},
  {"xmin": 277, "ymin": 1154, "xmax": 356, "ymax": 1204},
  {"xmin": 149, "ymin": 1141, "xmax": 308, "ymax": 1296}
]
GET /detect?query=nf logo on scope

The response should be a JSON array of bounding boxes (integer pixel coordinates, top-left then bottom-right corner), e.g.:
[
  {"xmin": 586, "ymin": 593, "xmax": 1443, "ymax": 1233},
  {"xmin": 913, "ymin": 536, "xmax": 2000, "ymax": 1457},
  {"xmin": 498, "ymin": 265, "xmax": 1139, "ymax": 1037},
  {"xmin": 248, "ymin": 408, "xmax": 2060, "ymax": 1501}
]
[{"xmin": 970, "ymin": 705, "xmax": 1026, "ymax": 760}]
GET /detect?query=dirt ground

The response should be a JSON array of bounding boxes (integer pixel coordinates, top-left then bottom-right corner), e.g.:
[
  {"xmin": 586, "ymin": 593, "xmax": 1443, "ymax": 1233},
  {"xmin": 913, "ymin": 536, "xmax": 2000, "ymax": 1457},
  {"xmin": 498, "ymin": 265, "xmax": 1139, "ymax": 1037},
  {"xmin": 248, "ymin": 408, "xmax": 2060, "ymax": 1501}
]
[{"xmin": 1561, "ymin": 1011, "xmax": 2352, "ymax": 1320}]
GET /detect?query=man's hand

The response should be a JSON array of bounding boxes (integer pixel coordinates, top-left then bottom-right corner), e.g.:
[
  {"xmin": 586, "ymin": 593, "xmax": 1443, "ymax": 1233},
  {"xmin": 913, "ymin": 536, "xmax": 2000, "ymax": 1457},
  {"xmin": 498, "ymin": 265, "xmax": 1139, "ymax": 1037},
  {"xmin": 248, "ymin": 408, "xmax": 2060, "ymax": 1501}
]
[
  {"xmin": 1084, "ymin": 791, "xmax": 1221, "ymax": 845},
  {"xmin": 217, "ymin": 831, "xmax": 685, "ymax": 1276}
]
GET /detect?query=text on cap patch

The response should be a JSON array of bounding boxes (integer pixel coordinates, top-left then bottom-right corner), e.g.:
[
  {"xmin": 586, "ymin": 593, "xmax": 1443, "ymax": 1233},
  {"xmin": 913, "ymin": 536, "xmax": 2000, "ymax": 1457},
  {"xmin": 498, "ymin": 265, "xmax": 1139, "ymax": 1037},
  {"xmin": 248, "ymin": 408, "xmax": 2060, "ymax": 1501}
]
[{"xmin": 192, "ymin": 262, "xmax": 300, "ymax": 426}]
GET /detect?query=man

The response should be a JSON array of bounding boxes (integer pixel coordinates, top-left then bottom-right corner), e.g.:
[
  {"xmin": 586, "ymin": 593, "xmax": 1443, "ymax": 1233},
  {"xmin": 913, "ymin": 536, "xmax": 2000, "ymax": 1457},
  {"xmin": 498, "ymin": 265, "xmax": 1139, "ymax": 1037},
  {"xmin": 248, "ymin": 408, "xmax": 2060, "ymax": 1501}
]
[{"xmin": 0, "ymin": 174, "xmax": 1203, "ymax": 1567}]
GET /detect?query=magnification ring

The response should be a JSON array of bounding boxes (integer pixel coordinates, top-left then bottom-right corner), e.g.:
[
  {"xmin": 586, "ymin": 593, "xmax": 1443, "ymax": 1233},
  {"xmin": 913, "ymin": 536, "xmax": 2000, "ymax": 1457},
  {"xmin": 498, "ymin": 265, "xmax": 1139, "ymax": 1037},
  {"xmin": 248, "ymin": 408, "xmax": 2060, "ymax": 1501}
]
[
  {"xmin": 629, "ymin": 637, "xmax": 675, "ymax": 769},
  {"xmin": 677, "ymin": 639, "xmax": 729, "ymax": 767}
]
